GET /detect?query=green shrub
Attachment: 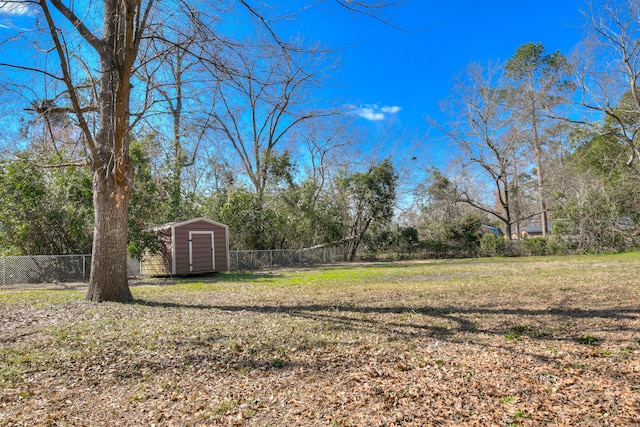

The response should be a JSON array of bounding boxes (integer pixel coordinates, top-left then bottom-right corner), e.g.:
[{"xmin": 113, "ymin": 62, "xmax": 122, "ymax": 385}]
[
  {"xmin": 521, "ymin": 237, "xmax": 575, "ymax": 256},
  {"xmin": 522, "ymin": 237, "xmax": 549, "ymax": 256},
  {"xmin": 421, "ymin": 239, "xmax": 451, "ymax": 258}
]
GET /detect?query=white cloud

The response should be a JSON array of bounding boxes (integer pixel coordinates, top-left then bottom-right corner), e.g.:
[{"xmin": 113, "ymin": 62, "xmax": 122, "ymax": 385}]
[
  {"xmin": 347, "ymin": 104, "xmax": 402, "ymax": 121},
  {"xmin": 381, "ymin": 106, "xmax": 401, "ymax": 114},
  {"xmin": 357, "ymin": 107, "xmax": 385, "ymax": 121},
  {"xmin": 0, "ymin": 2, "xmax": 33, "ymax": 16}
]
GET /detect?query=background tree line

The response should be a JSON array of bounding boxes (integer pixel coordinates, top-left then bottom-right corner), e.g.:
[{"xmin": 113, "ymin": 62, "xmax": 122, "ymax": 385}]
[
  {"xmin": 1, "ymin": 1, "xmax": 640, "ymax": 302},
  {"xmin": 408, "ymin": 0, "xmax": 640, "ymax": 256}
]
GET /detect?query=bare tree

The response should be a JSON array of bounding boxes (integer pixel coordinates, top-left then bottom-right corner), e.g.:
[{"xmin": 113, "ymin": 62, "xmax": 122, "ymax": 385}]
[
  {"xmin": 137, "ymin": 11, "xmax": 218, "ymax": 221},
  {"xmin": 434, "ymin": 62, "xmax": 523, "ymax": 238},
  {"xmin": 294, "ymin": 115, "xmax": 356, "ymax": 207},
  {"xmin": 33, "ymin": 0, "xmax": 153, "ymax": 302},
  {"xmin": 205, "ymin": 38, "xmax": 332, "ymax": 201},
  {"xmin": 577, "ymin": 0, "xmax": 640, "ymax": 168},
  {"xmin": 0, "ymin": 1, "xmax": 206, "ymax": 301}
]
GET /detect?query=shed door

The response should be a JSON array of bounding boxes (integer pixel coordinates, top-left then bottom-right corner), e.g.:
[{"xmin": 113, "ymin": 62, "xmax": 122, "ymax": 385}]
[{"xmin": 189, "ymin": 231, "xmax": 215, "ymax": 273}]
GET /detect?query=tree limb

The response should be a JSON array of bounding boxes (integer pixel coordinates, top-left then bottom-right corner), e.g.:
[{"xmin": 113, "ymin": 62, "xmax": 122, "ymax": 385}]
[
  {"xmin": 0, "ymin": 62, "xmax": 63, "ymax": 81},
  {"xmin": 48, "ymin": 0, "xmax": 105, "ymax": 55},
  {"xmin": 38, "ymin": 0, "xmax": 100, "ymax": 167}
]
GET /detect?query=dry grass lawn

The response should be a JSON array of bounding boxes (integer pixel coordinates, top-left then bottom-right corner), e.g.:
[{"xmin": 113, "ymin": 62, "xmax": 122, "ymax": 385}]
[{"xmin": 1, "ymin": 253, "xmax": 639, "ymax": 426}]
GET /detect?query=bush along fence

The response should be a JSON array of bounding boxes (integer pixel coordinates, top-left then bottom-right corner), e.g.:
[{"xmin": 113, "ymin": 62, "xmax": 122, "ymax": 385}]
[{"xmin": 0, "ymin": 247, "xmax": 345, "ymax": 286}]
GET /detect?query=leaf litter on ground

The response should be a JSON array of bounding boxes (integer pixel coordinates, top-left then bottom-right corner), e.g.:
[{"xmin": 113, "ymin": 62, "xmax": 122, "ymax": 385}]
[{"xmin": 0, "ymin": 254, "xmax": 639, "ymax": 426}]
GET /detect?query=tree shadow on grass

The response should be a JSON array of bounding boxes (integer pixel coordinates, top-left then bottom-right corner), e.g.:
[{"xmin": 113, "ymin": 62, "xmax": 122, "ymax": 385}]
[
  {"xmin": 133, "ymin": 299, "xmax": 639, "ymax": 342},
  {"xmin": 103, "ymin": 299, "xmax": 639, "ymax": 379},
  {"xmin": 129, "ymin": 271, "xmax": 284, "ymax": 287}
]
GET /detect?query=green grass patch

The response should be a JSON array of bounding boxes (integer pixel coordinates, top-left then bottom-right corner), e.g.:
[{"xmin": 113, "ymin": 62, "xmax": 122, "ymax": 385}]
[
  {"xmin": 578, "ymin": 334, "xmax": 600, "ymax": 346},
  {"xmin": 0, "ymin": 348, "xmax": 53, "ymax": 387},
  {"xmin": 0, "ymin": 289, "xmax": 83, "ymax": 307}
]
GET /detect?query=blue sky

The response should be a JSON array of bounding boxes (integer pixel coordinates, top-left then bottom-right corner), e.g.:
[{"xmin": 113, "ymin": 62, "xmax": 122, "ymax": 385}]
[
  {"xmin": 280, "ymin": 0, "xmax": 587, "ymax": 165},
  {"xmin": 0, "ymin": 1, "xmax": 588, "ymax": 168}
]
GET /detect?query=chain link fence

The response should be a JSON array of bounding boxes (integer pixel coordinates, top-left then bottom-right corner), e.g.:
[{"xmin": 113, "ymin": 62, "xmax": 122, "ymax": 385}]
[
  {"xmin": 0, "ymin": 248, "xmax": 345, "ymax": 286},
  {"xmin": 0, "ymin": 255, "xmax": 91, "ymax": 286},
  {"xmin": 0, "ymin": 255, "xmax": 141, "ymax": 287},
  {"xmin": 229, "ymin": 247, "xmax": 344, "ymax": 271}
]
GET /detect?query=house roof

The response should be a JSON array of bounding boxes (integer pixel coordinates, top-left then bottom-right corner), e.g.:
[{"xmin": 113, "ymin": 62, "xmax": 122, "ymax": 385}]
[{"xmin": 525, "ymin": 220, "xmax": 553, "ymax": 234}]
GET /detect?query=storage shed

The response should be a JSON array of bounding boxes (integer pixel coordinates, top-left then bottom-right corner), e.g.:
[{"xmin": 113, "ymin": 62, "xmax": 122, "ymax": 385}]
[{"xmin": 141, "ymin": 218, "xmax": 230, "ymax": 276}]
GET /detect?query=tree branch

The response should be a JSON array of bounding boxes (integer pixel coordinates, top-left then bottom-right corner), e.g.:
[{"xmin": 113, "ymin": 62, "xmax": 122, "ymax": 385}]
[
  {"xmin": 0, "ymin": 62, "xmax": 63, "ymax": 81},
  {"xmin": 48, "ymin": 0, "xmax": 105, "ymax": 54},
  {"xmin": 38, "ymin": 0, "xmax": 100, "ymax": 166},
  {"xmin": 25, "ymin": 105, "xmax": 99, "ymax": 114}
]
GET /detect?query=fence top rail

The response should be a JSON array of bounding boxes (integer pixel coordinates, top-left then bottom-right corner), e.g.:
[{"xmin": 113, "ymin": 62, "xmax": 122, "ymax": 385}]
[
  {"xmin": 0, "ymin": 254, "xmax": 92, "ymax": 260},
  {"xmin": 230, "ymin": 248, "xmax": 338, "ymax": 253}
]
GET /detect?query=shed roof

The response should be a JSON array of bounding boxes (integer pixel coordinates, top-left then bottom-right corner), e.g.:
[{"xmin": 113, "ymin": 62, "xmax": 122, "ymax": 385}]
[{"xmin": 154, "ymin": 217, "xmax": 228, "ymax": 231}]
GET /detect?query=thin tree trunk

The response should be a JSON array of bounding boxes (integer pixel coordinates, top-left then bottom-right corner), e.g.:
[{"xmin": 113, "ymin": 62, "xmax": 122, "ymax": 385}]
[
  {"xmin": 513, "ymin": 160, "xmax": 521, "ymax": 238},
  {"xmin": 531, "ymin": 90, "xmax": 548, "ymax": 237},
  {"xmin": 533, "ymin": 137, "xmax": 548, "ymax": 236},
  {"xmin": 170, "ymin": 108, "xmax": 183, "ymax": 220}
]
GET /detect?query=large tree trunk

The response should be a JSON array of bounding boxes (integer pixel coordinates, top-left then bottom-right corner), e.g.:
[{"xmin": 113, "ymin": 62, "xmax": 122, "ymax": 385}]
[
  {"xmin": 86, "ymin": 63, "xmax": 135, "ymax": 302},
  {"xmin": 86, "ymin": 0, "xmax": 138, "ymax": 302},
  {"xmin": 86, "ymin": 174, "xmax": 133, "ymax": 302}
]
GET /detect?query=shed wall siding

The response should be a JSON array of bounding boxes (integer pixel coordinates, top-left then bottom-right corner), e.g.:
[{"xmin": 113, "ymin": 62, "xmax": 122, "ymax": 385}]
[
  {"xmin": 174, "ymin": 220, "xmax": 228, "ymax": 274},
  {"xmin": 140, "ymin": 230, "xmax": 173, "ymax": 275}
]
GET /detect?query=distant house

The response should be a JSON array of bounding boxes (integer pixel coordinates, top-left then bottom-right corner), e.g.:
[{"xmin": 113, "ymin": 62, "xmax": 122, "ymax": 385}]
[
  {"xmin": 141, "ymin": 218, "xmax": 230, "ymax": 276},
  {"xmin": 618, "ymin": 216, "xmax": 635, "ymax": 231},
  {"xmin": 523, "ymin": 220, "xmax": 553, "ymax": 237}
]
